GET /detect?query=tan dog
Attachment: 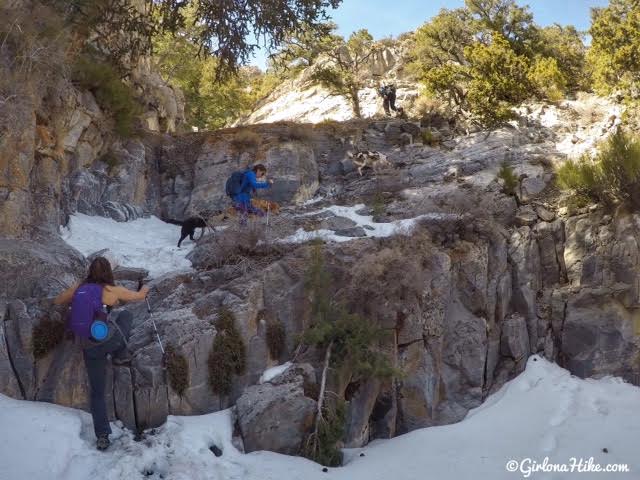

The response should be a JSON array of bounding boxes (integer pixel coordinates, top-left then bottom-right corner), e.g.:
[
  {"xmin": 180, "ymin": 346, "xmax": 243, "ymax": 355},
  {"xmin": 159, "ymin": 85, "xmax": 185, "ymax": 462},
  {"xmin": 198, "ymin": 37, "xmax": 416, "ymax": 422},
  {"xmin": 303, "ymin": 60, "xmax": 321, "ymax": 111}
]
[
  {"xmin": 217, "ymin": 199, "xmax": 281, "ymax": 220},
  {"xmin": 251, "ymin": 198, "xmax": 281, "ymax": 214},
  {"xmin": 347, "ymin": 150, "xmax": 392, "ymax": 176}
]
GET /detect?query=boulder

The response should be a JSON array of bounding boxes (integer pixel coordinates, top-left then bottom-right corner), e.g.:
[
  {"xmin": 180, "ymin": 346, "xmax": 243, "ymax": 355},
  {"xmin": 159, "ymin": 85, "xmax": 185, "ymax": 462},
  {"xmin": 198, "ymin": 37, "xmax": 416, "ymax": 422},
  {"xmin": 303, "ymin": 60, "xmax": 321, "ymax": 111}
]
[
  {"xmin": 0, "ymin": 237, "xmax": 86, "ymax": 299},
  {"xmin": 113, "ymin": 266, "xmax": 149, "ymax": 282},
  {"xmin": 236, "ymin": 378, "xmax": 316, "ymax": 454},
  {"xmin": 500, "ymin": 314, "xmax": 530, "ymax": 362},
  {"xmin": 562, "ymin": 288, "xmax": 640, "ymax": 383},
  {"xmin": 320, "ymin": 215, "xmax": 357, "ymax": 232},
  {"xmin": 535, "ymin": 204, "xmax": 556, "ymax": 222},
  {"xmin": 514, "ymin": 205, "xmax": 538, "ymax": 226},
  {"xmin": 518, "ymin": 176, "xmax": 547, "ymax": 203}
]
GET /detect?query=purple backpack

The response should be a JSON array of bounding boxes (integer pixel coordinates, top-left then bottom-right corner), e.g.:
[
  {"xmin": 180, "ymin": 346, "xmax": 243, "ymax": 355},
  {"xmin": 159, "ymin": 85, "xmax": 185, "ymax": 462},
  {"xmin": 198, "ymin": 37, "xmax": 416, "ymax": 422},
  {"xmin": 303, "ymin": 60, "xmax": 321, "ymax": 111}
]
[{"xmin": 69, "ymin": 283, "xmax": 107, "ymax": 339}]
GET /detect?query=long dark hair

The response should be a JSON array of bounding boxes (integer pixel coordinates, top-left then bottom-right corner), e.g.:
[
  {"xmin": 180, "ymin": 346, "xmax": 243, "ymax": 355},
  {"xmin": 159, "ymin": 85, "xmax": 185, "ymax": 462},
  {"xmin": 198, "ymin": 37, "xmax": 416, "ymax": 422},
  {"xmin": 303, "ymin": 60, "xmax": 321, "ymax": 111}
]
[{"xmin": 86, "ymin": 257, "xmax": 115, "ymax": 286}]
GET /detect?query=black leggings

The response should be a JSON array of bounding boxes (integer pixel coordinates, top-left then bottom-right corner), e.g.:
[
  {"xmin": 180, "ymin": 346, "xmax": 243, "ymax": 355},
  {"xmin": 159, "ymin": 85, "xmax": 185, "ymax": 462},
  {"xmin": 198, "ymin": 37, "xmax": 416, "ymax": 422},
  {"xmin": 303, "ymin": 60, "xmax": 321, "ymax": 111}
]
[
  {"xmin": 383, "ymin": 92, "xmax": 397, "ymax": 115},
  {"xmin": 83, "ymin": 310, "xmax": 132, "ymax": 437}
]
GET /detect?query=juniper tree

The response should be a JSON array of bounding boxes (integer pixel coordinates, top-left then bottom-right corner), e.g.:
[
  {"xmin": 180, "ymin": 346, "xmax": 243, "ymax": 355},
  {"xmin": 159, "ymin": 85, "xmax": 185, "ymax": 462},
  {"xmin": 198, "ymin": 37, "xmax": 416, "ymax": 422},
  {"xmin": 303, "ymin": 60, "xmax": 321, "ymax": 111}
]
[{"xmin": 302, "ymin": 242, "xmax": 394, "ymax": 466}]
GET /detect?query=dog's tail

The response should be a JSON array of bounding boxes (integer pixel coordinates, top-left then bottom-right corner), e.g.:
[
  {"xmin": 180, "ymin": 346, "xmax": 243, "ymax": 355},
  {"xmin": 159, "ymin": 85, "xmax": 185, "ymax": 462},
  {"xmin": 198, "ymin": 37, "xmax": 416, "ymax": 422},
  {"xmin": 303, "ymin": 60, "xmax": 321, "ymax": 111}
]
[{"xmin": 164, "ymin": 218, "xmax": 184, "ymax": 226}]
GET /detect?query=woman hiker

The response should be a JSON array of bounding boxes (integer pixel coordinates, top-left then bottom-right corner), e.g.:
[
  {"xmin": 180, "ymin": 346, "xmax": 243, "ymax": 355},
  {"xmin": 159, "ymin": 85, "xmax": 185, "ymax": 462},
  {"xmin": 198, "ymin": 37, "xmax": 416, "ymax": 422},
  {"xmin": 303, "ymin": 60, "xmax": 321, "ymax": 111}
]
[{"xmin": 54, "ymin": 256, "xmax": 149, "ymax": 451}]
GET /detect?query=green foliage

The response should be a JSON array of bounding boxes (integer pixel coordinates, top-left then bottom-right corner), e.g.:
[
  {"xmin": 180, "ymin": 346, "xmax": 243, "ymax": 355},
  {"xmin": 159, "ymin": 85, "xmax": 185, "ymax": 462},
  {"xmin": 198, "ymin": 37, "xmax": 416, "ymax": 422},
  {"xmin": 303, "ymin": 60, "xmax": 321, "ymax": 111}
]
[
  {"xmin": 409, "ymin": 0, "xmax": 585, "ymax": 127},
  {"xmin": 270, "ymin": 22, "xmax": 341, "ymax": 77},
  {"xmin": 421, "ymin": 130, "xmax": 439, "ymax": 147},
  {"xmin": 527, "ymin": 56, "xmax": 567, "ymax": 102},
  {"xmin": 304, "ymin": 244, "xmax": 395, "ymax": 378},
  {"xmin": 556, "ymin": 158, "xmax": 601, "ymax": 201},
  {"xmin": 49, "ymin": 0, "xmax": 341, "ymax": 78},
  {"xmin": 208, "ymin": 307, "xmax": 247, "ymax": 395},
  {"xmin": 497, "ymin": 163, "xmax": 519, "ymax": 195},
  {"xmin": 32, "ymin": 316, "xmax": 66, "ymax": 360},
  {"xmin": 372, "ymin": 190, "xmax": 386, "ymax": 217},
  {"xmin": 538, "ymin": 24, "xmax": 587, "ymax": 91},
  {"xmin": 156, "ymin": 0, "xmax": 342, "ymax": 79},
  {"xmin": 466, "ymin": 0, "xmax": 540, "ymax": 56},
  {"xmin": 306, "ymin": 29, "xmax": 379, "ymax": 118},
  {"xmin": 153, "ymin": 8, "xmax": 273, "ymax": 130},
  {"xmin": 165, "ymin": 344, "xmax": 190, "ymax": 396},
  {"xmin": 556, "ymin": 130, "xmax": 640, "ymax": 207},
  {"xmin": 420, "ymin": 64, "xmax": 469, "ymax": 112},
  {"xmin": 409, "ymin": 8, "xmax": 474, "ymax": 71},
  {"xmin": 588, "ymin": 0, "xmax": 640, "ymax": 97},
  {"xmin": 47, "ymin": 0, "xmax": 157, "ymax": 69},
  {"xmin": 303, "ymin": 401, "xmax": 346, "ymax": 467},
  {"xmin": 266, "ymin": 319, "xmax": 286, "ymax": 360},
  {"xmin": 73, "ymin": 53, "xmax": 141, "ymax": 137},
  {"xmin": 464, "ymin": 33, "xmax": 530, "ymax": 126}
]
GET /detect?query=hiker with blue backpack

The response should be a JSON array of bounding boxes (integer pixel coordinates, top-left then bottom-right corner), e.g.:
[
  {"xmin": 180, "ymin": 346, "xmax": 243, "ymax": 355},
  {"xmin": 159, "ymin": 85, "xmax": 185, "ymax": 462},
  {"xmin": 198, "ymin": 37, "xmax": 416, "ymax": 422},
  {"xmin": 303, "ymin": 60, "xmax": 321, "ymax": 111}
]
[
  {"xmin": 54, "ymin": 256, "xmax": 149, "ymax": 451},
  {"xmin": 225, "ymin": 164, "xmax": 273, "ymax": 221}
]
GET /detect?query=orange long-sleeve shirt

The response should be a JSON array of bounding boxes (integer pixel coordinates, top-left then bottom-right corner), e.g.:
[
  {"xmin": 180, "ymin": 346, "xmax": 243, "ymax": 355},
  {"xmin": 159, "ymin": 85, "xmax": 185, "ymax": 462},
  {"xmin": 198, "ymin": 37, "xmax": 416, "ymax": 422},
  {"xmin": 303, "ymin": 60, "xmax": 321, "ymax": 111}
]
[{"xmin": 54, "ymin": 283, "xmax": 148, "ymax": 306}]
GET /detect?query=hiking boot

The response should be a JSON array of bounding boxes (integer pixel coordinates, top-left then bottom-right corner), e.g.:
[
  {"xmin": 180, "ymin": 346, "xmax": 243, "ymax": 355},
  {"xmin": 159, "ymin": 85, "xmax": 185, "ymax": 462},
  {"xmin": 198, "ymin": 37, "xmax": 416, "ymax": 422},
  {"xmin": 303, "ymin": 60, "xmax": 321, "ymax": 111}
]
[{"xmin": 96, "ymin": 434, "xmax": 110, "ymax": 451}]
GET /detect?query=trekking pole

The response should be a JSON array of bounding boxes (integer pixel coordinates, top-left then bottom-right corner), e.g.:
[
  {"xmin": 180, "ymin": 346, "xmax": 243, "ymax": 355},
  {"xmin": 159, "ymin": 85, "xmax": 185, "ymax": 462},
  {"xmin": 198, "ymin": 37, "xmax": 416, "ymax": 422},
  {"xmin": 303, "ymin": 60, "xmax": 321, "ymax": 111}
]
[
  {"xmin": 139, "ymin": 280, "xmax": 165, "ymax": 355},
  {"xmin": 146, "ymin": 297, "xmax": 165, "ymax": 355}
]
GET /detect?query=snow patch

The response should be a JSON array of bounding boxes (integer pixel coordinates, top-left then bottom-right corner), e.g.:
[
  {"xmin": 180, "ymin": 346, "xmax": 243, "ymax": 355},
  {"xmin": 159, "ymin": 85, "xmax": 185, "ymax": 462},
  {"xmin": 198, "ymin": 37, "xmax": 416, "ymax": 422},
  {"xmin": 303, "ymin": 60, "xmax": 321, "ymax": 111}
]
[
  {"xmin": 283, "ymin": 204, "xmax": 459, "ymax": 243},
  {"xmin": 259, "ymin": 362, "xmax": 292, "ymax": 384},
  {"xmin": 61, "ymin": 213, "xmax": 195, "ymax": 277},
  {"xmin": 2, "ymin": 356, "xmax": 640, "ymax": 479}
]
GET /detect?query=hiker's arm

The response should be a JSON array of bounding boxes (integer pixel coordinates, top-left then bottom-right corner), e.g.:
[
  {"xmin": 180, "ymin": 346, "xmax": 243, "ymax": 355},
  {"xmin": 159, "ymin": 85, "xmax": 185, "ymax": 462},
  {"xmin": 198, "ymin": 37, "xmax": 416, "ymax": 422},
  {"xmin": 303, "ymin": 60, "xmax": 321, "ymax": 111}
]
[
  {"xmin": 113, "ymin": 285, "xmax": 149, "ymax": 303},
  {"xmin": 246, "ymin": 171, "xmax": 270, "ymax": 189},
  {"xmin": 53, "ymin": 283, "xmax": 79, "ymax": 305}
]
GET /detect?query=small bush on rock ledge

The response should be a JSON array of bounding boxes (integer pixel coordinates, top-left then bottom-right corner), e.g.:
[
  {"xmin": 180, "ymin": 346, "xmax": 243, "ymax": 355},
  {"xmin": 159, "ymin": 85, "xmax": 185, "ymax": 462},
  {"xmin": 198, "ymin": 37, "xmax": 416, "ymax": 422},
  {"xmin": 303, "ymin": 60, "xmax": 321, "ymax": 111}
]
[
  {"xmin": 266, "ymin": 318, "xmax": 286, "ymax": 360},
  {"xmin": 32, "ymin": 316, "xmax": 66, "ymax": 359},
  {"xmin": 556, "ymin": 130, "xmax": 640, "ymax": 208},
  {"xmin": 231, "ymin": 129, "xmax": 261, "ymax": 152},
  {"xmin": 497, "ymin": 163, "xmax": 519, "ymax": 196},
  {"xmin": 73, "ymin": 52, "xmax": 141, "ymax": 138},
  {"xmin": 165, "ymin": 344, "xmax": 190, "ymax": 397},
  {"xmin": 208, "ymin": 307, "xmax": 246, "ymax": 395}
]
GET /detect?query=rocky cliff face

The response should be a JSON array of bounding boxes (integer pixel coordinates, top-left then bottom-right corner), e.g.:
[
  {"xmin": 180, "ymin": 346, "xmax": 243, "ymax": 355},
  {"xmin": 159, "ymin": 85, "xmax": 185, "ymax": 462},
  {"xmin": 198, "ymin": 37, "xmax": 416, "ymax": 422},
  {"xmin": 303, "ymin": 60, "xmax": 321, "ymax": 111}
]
[
  {"xmin": 0, "ymin": 34, "xmax": 185, "ymax": 237},
  {"xmin": 2, "ymin": 85, "xmax": 637, "ymax": 457}
]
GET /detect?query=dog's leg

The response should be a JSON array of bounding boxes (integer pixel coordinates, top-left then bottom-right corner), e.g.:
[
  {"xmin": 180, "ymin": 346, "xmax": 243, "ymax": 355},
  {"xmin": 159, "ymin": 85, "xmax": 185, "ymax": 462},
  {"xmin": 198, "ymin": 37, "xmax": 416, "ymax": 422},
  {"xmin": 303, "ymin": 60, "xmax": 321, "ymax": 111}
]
[{"xmin": 178, "ymin": 233, "xmax": 188, "ymax": 248}]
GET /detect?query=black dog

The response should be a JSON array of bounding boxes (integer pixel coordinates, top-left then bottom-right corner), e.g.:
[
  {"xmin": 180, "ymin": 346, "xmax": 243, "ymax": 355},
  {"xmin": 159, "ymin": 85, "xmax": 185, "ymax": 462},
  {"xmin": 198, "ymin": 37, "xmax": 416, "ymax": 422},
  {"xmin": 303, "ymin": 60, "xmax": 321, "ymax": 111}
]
[{"xmin": 165, "ymin": 217, "xmax": 208, "ymax": 247}]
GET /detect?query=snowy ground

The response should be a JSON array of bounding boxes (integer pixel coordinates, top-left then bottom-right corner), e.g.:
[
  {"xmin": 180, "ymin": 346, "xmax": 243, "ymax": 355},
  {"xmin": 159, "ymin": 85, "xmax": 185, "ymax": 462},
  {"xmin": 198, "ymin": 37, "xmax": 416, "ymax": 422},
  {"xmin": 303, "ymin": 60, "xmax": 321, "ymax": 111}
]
[
  {"xmin": 61, "ymin": 214, "xmax": 195, "ymax": 277},
  {"xmin": 283, "ymin": 204, "xmax": 459, "ymax": 243},
  {"xmin": 2, "ymin": 356, "xmax": 638, "ymax": 480}
]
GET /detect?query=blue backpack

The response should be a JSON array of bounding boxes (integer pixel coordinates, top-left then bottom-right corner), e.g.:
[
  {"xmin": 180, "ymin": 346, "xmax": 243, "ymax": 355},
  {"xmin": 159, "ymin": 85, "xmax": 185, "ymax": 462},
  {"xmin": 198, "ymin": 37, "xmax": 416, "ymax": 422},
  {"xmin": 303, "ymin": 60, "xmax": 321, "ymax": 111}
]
[
  {"xmin": 69, "ymin": 283, "xmax": 108, "ymax": 340},
  {"xmin": 225, "ymin": 170, "xmax": 248, "ymax": 198}
]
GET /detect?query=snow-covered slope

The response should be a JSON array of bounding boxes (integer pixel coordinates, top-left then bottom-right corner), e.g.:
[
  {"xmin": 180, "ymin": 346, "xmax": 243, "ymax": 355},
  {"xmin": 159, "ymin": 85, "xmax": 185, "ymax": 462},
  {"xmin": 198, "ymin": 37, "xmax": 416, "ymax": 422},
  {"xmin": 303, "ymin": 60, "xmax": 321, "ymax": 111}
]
[
  {"xmin": 2, "ymin": 356, "xmax": 638, "ymax": 480},
  {"xmin": 61, "ymin": 214, "xmax": 195, "ymax": 277}
]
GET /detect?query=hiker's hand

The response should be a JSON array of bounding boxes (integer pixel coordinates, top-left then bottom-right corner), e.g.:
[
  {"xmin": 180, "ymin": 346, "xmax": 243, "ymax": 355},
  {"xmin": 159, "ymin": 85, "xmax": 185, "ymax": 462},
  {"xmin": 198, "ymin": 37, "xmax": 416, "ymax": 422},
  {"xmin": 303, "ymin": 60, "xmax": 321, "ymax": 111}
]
[
  {"xmin": 268, "ymin": 179, "xmax": 274, "ymax": 185},
  {"xmin": 140, "ymin": 286, "xmax": 150, "ymax": 297}
]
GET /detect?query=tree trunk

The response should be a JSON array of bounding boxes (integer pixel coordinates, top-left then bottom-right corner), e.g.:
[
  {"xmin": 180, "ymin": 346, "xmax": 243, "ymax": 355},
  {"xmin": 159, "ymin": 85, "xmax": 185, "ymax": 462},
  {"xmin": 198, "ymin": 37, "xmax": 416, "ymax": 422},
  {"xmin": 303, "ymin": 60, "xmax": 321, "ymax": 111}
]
[
  {"xmin": 349, "ymin": 87, "xmax": 361, "ymax": 118},
  {"xmin": 311, "ymin": 340, "xmax": 333, "ymax": 455}
]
